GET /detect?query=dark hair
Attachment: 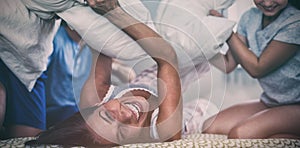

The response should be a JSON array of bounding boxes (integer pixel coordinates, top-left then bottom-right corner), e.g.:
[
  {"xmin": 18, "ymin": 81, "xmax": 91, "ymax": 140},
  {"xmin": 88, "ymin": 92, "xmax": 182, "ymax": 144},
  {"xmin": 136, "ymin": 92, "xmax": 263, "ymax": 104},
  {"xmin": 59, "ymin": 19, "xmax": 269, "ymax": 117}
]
[
  {"xmin": 289, "ymin": 0, "xmax": 300, "ymax": 9},
  {"xmin": 25, "ymin": 106, "xmax": 117, "ymax": 147},
  {"xmin": 60, "ymin": 20, "xmax": 68, "ymax": 27}
]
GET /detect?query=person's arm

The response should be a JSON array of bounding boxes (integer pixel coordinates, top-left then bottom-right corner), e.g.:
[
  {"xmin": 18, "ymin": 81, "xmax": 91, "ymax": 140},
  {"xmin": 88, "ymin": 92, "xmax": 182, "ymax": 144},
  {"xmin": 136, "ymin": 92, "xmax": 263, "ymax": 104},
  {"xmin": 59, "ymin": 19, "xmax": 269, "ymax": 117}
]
[
  {"xmin": 209, "ymin": 50, "xmax": 238, "ymax": 73},
  {"xmin": 208, "ymin": 9, "xmax": 299, "ymax": 77},
  {"xmin": 227, "ymin": 33, "xmax": 299, "ymax": 78},
  {"xmin": 88, "ymin": 1, "xmax": 182, "ymax": 141},
  {"xmin": 80, "ymin": 52, "xmax": 112, "ymax": 109},
  {"xmin": 110, "ymin": 14, "xmax": 182, "ymax": 142}
]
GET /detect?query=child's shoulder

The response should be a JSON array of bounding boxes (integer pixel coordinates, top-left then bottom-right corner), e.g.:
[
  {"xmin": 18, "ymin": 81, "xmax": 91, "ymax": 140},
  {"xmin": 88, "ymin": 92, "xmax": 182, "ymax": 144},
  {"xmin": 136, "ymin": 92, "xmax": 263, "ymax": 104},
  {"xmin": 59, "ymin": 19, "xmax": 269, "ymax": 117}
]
[
  {"xmin": 279, "ymin": 5, "xmax": 300, "ymax": 27},
  {"xmin": 239, "ymin": 7, "xmax": 261, "ymax": 22},
  {"xmin": 286, "ymin": 5, "xmax": 300, "ymax": 20}
]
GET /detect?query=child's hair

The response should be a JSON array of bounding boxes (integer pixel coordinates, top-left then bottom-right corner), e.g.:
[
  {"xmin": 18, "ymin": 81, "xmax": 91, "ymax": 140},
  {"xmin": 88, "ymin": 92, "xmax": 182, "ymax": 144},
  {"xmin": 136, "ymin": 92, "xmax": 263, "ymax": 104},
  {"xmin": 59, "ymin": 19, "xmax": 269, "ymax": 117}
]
[
  {"xmin": 289, "ymin": 0, "xmax": 300, "ymax": 9},
  {"xmin": 25, "ymin": 106, "xmax": 117, "ymax": 147},
  {"xmin": 60, "ymin": 20, "xmax": 68, "ymax": 27}
]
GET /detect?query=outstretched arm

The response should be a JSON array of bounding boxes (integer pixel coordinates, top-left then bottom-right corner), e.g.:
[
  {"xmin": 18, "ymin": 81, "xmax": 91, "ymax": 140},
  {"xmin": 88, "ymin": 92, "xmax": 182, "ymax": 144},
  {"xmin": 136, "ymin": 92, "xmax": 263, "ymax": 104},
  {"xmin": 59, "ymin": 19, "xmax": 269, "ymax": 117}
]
[
  {"xmin": 80, "ymin": 52, "xmax": 112, "ymax": 109},
  {"xmin": 88, "ymin": 0, "xmax": 182, "ymax": 141}
]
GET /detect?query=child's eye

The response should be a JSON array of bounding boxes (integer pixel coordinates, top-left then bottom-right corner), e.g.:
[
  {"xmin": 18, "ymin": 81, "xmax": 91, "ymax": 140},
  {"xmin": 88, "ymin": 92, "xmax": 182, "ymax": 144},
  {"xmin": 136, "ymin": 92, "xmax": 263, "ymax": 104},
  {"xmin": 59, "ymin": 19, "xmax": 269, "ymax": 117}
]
[
  {"xmin": 99, "ymin": 110, "xmax": 114, "ymax": 124},
  {"xmin": 105, "ymin": 111, "xmax": 115, "ymax": 122}
]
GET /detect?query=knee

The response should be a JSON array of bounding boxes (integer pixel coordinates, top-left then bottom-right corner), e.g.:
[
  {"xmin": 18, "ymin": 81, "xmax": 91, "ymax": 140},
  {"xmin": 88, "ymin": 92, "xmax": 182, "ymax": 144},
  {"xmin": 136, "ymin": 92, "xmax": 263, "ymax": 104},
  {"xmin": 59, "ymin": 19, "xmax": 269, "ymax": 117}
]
[
  {"xmin": 202, "ymin": 116, "xmax": 216, "ymax": 134},
  {"xmin": 228, "ymin": 125, "xmax": 254, "ymax": 139}
]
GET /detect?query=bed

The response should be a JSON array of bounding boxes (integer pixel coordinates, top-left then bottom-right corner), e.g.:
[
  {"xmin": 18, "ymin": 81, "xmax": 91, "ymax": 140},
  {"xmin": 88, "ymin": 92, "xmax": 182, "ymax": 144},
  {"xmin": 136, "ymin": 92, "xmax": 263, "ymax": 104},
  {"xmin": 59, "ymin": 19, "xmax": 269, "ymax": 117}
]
[{"xmin": 1, "ymin": 133, "xmax": 299, "ymax": 147}]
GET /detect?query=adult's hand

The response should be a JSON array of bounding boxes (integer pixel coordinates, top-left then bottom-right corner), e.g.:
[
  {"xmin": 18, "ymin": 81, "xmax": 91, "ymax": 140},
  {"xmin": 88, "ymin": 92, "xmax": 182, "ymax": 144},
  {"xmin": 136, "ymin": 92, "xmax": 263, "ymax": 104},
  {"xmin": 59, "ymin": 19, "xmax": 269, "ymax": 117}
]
[
  {"xmin": 209, "ymin": 9, "xmax": 224, "ymax": 17},
  {"xmin": 86, "ymin": 0, "xmax": 120, "ymax": 15}
]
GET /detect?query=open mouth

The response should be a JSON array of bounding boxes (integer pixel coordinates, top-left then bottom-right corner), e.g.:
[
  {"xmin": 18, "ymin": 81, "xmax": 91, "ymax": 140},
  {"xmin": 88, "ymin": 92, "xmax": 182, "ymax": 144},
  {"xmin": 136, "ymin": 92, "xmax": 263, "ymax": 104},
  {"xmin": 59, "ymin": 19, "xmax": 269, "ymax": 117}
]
[
  {"xmin": 262, "ymin": 5, "xmax": 278, "ymax": 12},
  {"xmin": 125, "ymin": 103, "xmax": 141, "ymax": 121}
]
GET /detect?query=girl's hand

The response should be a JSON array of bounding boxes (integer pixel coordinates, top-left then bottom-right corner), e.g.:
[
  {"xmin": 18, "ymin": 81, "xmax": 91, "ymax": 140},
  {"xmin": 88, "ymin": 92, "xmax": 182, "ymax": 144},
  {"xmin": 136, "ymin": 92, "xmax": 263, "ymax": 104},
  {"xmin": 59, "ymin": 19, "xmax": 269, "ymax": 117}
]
[
  {"xmin": 86, "ymin": 0, "xmax": 120, "ymax": 15},
  {"xmin": 209, "ymin": 9, "xmax": 224, "ymax": 17}
]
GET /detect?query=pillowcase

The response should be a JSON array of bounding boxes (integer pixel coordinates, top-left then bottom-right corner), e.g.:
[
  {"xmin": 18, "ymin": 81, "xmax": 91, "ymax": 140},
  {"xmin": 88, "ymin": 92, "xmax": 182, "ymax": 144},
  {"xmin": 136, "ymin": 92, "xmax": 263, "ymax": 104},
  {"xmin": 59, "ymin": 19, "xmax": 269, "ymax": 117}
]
[
  {"xmin": 155, "ymin": 0, "xmax": 236, "ymax": 67},
  {"xmin": 58, "ymin": 0, "xmax": 157, "ymax": 62}
]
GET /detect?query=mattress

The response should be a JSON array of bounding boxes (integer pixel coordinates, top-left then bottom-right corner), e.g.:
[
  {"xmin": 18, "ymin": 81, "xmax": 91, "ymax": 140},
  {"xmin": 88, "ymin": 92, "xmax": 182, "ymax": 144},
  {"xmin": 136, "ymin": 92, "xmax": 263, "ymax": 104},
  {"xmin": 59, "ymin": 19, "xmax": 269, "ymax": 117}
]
[{"xmin": 1, "ymin": 133, "xmax": 299, "ymax": 147}]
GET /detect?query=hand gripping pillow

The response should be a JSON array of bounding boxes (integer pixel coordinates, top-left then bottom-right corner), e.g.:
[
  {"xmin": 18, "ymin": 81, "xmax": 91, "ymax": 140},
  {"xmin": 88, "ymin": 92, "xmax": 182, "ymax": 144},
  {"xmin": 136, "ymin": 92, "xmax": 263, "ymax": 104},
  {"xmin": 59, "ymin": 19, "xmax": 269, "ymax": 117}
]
[{"xmin": 155, "ymin": 0, "xmax": 236, "ymax": 66}]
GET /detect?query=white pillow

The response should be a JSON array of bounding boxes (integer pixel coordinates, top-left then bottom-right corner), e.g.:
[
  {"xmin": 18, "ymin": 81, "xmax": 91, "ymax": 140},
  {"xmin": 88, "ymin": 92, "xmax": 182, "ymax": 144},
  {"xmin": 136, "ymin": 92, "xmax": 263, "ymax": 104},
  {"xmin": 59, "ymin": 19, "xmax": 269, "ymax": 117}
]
[
  {"xmin": 3, "ymin": 0, "xmax": 154, "ymax": 91},
  {"xmin": 155, "ymin": 0, "xmax": 236, "ymax": 66},
  {"xmin": 57, "ymin": 0, "xmax": 156, "ymax": 62}
]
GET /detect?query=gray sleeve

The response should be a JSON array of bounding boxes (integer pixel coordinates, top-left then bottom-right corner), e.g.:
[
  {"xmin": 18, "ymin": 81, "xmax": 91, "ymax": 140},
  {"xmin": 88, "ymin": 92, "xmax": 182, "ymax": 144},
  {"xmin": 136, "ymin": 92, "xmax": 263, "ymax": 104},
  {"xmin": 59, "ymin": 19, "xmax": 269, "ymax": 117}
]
[
  {"xmin": 274, "ymin": 21, "xmax": 300, "ymax": 45},
  {"xmin": 236, "ymin": 10, "xmax": 250, "ymax": 37}
]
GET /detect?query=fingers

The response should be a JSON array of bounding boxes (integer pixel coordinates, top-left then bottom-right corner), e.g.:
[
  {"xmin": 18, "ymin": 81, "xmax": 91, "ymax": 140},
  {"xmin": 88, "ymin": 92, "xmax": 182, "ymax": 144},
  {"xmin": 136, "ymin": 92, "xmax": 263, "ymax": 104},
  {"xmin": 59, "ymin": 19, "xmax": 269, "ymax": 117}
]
[
  {"xmin": 87, "ymin": 0, "xmax": 120, "ymax": 15},
  {"xmin": 209, "ymin": 10, "xmax": 224, "ymax": 17},
  {"xmin": 95, "ymin": 0, "xmax": 106, "ymax": 7},
  {"xmin": 87, "ymin": 0, "xmax": 105, "ymax": 8}
]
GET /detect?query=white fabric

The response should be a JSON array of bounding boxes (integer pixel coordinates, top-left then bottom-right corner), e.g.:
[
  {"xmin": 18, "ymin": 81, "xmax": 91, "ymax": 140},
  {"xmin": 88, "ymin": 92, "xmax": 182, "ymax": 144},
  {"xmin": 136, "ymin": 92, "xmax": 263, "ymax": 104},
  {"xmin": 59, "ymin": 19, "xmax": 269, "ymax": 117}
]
[
  {"xmin": 155, "ymin": 0, "xmax": 236, "ymax": 64},
  {"xmin": 0, "ymin": 0, "xmax": 59, "ymax": 91},
  {"xmin": 21, "ymin": 0, "xmax": 75, "ymax": 19},
  {"xmin": 1, "ymin": 0, "xmax": 235, "ymax": 91},
  {"xmin": 182, "ymin": 99, "xmax": 219, "ymax": 135},
  {"xmin": 57, "ymin": 0, "xmax": 156, "ymax": 61},
  {"xmin": 131, "ymin": 61, "xmax": 210, "ymax": 93},
  {"xmin": 101, "ymin": 85, "xmax": 116, "ymax": 104},
  {"xmin": 151, "ymin": 99, "xmax": 219, "ymax": 138},
  {"xmin": 1, "ymin": 0, "xmax": 155, "ymax": 91}
]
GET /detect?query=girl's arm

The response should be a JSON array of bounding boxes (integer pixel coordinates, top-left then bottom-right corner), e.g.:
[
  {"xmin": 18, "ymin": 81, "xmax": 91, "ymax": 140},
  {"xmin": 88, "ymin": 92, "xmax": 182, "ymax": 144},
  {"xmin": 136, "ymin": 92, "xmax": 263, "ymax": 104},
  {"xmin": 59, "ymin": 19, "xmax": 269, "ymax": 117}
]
[
  {"xmin": 209, "ymin": 49, "xmax": 238, "ymax": 73},
  {"xmin": 89, "ymin": 1, "xmax": 182, "ymax": 141},
  {"xmin": 227, "ymin": 33, "xmax": 299, "ymax": 78},
  {"xmin": 109, "ymin": 9, "xmax": 182, "ymax": 142},
  {"xmin": 80, "ymin": 52, "xmax": 112, "ymax": 109},
  {"xmin": 208, "ymin": 9, "xmax": 299, "ymax": 77}
]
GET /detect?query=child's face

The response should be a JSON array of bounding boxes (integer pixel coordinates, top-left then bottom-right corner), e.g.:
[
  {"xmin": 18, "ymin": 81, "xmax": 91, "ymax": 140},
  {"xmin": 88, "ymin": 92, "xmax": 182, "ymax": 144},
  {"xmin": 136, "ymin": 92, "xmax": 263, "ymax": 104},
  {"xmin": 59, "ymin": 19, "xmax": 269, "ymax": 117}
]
[
  {"xmin": 86, "ymin": 96, "xmax": 150, "ymax": 144},
  {"xmin": 254, "ymin": 0, "xmax": 288, "ymax": 16}
]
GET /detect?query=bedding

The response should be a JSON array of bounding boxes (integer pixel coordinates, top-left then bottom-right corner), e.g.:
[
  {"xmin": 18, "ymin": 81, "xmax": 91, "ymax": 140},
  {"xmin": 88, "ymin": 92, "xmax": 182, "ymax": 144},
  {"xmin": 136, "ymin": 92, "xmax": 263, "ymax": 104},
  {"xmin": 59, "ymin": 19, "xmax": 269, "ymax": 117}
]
[{"xmin": 1, "ymin": 134, "xmax": 299, "ymax": 147}]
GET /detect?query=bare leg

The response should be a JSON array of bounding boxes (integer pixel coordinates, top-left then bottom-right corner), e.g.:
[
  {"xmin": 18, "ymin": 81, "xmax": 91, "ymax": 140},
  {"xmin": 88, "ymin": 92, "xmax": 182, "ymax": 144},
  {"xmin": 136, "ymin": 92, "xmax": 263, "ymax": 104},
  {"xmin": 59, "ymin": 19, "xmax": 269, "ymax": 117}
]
[
  {"xmin": 202, "ymin": 100, "xmax": 267, "ymax": 135},
  {"xmin": 228, "ymin": 104, "xmax": 300, "ymax": 139},
  {"xmin": 270, "ymin": 134, "xmax": 300, "ymax": 139},
  {"xmin": 0, "ymin": 82, "xmax": 6, "ymax": 138},
  {"xmin": 3, "ymin": 125, "xmax": 41, "ymax": 139}
]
